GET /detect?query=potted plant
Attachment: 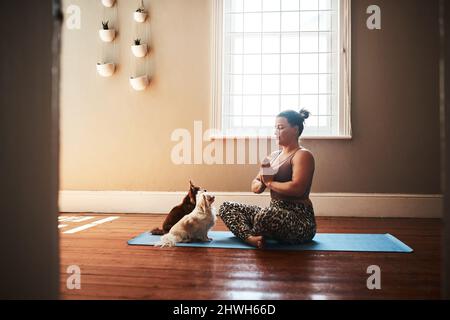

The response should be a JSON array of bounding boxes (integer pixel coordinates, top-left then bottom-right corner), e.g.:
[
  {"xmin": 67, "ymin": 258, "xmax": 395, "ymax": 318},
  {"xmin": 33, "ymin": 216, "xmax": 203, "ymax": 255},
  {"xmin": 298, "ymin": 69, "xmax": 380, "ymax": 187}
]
[
  {"xmin": 134, "ymin": 0, "xmax": 147, "ymax": 22},
  {"xmin": 99, "ymin": 20, "xmax": 116, "ymax": 42},
  {"xmin": 130, "ymin": 74, "xmax": 149, "ymax": 91},
  {"xmin": 131, "ymin": 38, "xmax": 148, "ymax": 58},
  {"xmin": 101, "ymin": 0, "xmax": 115, "ymax": 8},
  {"xmin": 96, "ymin": 62, "xmax": 116, "ymax": 77}
]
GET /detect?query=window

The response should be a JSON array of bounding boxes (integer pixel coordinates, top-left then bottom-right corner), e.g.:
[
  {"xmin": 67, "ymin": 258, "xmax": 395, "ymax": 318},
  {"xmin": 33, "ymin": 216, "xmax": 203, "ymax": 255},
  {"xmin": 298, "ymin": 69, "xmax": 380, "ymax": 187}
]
[{"xmin": 211, "ymin": 0, "xmax": 351, "ymax": 138}]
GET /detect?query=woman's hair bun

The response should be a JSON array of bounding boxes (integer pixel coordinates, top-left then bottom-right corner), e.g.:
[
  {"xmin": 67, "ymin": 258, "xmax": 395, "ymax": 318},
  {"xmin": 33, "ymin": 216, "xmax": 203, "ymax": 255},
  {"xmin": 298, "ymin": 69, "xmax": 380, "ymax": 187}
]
[{"xmin": 299, "ymin": 108, "xmax": 310, "ymax": 121}]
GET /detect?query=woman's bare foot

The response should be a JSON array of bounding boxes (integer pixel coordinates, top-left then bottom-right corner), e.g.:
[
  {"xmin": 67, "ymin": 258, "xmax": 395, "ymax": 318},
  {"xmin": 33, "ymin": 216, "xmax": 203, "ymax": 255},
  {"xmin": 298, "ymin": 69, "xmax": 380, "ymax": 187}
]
[{"xmin": 245, "ymin": 235, "xmax": 265, "ymax": 249}]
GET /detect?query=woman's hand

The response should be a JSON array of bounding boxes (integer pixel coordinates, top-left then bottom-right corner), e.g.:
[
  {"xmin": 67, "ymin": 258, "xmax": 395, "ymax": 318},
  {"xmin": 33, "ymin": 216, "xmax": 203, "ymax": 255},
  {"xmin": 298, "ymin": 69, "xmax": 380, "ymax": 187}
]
[
  {"xmin": 260, "ymin": 175, "xmax": 274, "ymax": 189},
  {"xmin": 251, "ymin": 175, "xmax": 266, "ymax": 194}
]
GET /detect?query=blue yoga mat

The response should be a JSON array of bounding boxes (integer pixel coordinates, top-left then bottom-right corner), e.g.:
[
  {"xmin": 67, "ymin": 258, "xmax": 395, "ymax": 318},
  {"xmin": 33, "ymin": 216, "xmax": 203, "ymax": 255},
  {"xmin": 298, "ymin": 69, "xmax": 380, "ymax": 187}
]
[{"xmin": 127, "ymin": 231, "xmax": 413, "ymax": 253}]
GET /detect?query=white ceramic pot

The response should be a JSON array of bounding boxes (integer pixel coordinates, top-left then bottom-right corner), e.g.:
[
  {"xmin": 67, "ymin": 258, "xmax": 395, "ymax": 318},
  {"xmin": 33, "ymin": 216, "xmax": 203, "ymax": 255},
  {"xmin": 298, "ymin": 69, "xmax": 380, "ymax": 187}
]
[
  {"xmin": 101, "ymin": 0, "xmax": 115, "ymax": 8},
  {"xmin": 131, "ymin": 44, "xmax": 148, "ymax": 58},
  {"xmin": 134, "ymin": 11, "xmax": 148, "ymax": 23},
  {"xmin": 96, "ymin": 63, "xmax": 115, "ymax": 77},
  {"xmin": 99, "ymin": 29, "xmax": 116, "ymax": 42},
  {"xmin": 130, "ymin": 75, "xmax": 149, "ymax": 91}
]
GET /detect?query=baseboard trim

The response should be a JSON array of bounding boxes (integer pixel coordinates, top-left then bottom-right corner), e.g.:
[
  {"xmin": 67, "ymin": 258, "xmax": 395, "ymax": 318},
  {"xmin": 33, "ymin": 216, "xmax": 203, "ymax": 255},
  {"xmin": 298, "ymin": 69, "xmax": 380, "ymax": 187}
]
[{"xmin": 59, "ymin": 191, "xmax": 443, "ymax": 218}]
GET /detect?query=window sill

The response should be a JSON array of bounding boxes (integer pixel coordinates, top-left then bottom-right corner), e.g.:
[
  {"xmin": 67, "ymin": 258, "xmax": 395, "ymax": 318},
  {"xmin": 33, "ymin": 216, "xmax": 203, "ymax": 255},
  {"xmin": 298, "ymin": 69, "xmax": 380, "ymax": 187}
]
[{"xmin": 207, "ymin": 135, "xmax": 353, "ymax": 141}]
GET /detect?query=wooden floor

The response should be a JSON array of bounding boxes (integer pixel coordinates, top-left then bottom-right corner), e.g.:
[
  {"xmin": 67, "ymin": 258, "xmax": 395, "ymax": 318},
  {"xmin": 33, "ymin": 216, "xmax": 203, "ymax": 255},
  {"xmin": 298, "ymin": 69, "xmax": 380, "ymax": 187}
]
[{"xmin": 59, "ymin": 214, "xmax": 442, "ymax": 300}]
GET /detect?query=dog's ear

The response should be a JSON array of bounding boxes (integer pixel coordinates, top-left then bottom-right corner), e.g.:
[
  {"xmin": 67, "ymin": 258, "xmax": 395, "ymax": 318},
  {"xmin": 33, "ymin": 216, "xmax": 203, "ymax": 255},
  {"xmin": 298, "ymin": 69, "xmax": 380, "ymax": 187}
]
[
  {"xmin": 200, "ymin": 194, "xmax": 207, "ymax": 212},
  {"xmin": 189, "ymin": 180, "xmax": 194, "ymax": 188}
]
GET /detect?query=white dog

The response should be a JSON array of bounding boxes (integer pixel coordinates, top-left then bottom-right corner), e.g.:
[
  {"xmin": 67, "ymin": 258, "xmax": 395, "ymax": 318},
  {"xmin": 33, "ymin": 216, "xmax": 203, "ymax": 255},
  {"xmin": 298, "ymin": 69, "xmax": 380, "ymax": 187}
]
[{"xmin": 156, "ymin": 192, "xmax": 216, "ymax": 247}]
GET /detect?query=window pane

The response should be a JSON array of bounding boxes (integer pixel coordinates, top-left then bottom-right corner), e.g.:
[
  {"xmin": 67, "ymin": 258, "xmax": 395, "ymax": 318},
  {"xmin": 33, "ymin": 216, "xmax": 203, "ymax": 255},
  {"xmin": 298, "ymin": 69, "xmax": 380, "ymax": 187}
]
[
  {"xmin": 281, "ymin": 95, "xmax": 299, "ymax": 109},
  {"xmin": 226, "ymin": 0, "xmax": 244, "ymax": 12},
  {"xmin": 300, "ymin": 95, "xmax": 319, "ymax": 114},
  {"xmin": 281, "ymin": 33, "xmax": 300, "ymax": 53},
  {"xmin": 231, "ymin": 95, "xmax": 243, "ymax": 115},
  {"xmin": 299, "ymin": 74, "xmax": 318, "ymax": 94},
  {"xmin": 281, "ymin": 54, "xmax": 299, "ymax": 74},
  {"xmin": 300, "ymin": 33, "xmax": 319, "ymax": 53},
  {"xmin": 262, "ymin": 12, "xmax": 281, "ymax": 32},
  {"xmin": 306, "ymin": 115, "xmax": 319, "ymax": 127},
  {"xmin": 281, "ymin": 0, "xmax": 299, "ymax": 11},
  {"xmin": 227, "ymin": 13, "xmax": 243, "ymax": 32},
  {"xmin": 318, "ymin": 32, "xmax": 332, "ymax": 52},
  {"xmin": 262, "ymin": 33, "xmax": 280, "ymax": 53},
  {"xmin": 318, "ymin": 53, "xmax": 331, "ymax": 73},
  {"xmin": 300, "ymin": 53, "xmax": 318, "ymax": 73},
  {"xmin": 300, "ymin": 0, "xmax": 319, "ymax": 10},
  {"xmin": 230, "ymin": 75, "xmax": 243, "ymax": 94},
  {"xmin": 263, "ymin": 0, "xmax": 280, "ymax": 11},
  {"xmin": 243, "ymin": 34, "xmax": 262, "ymax": 54},
  {"xmin": 243, "ymin": 117, "xmax": 260, "ymax": 126},
  {"xmin": 232, "ymin": 116, "xmax": 243, "ymax": 127},
  {"xmin": 243, "ymin": 96, "xmax": 261, "ymax": 115},
  {"xmin": 300, "ymin": 12, "xmax": 319, "ymax": 31},
  {"xmin": 226, "ymin": 34, "xmax": 244, "ymax": 54},
  {"xmin": 262, "ymin": 54, "xmax": 280, "ymax": 74},
  {"xmin": 244, "ymin": 13, "xmax": 262, "ymax": 32},
  {"xmin": 244, "ymin": 0, "xmax": 262, "ymax": 12},
  {"xmin": 281, "ymin": 75, "xmax": 299, "ymax": 94},
  {"xmin": 319, "ymin": 94, "xmax": 331, "ymax": 115},
  {"xmin": 319, "ymin": 11, "xmax": 332, "ymax": 31},
  {"xmin": 261, "ymin": 95, "xmax": 280, "ymax": 115},
  {"xmin": 281, "ymin": 12, "xmax": 299, "ymax": 31},
  {"xmin": 243, "ymin": 75, "xmax": 261, "ymax": 94},
  {"xmin": 243, "ymin": 54, "xmax": 261, "ymax": 74},
  {"xmin": 261, "ymin": 116, "xmax": 277, "ymax": 127},
  {"xmin": 319, "ymin": 74, "xmax": 332, "ymax": 94},
  {"xmin": 318, "ymin": 116, "xmax": 330, "ymax": 127},
  {"xmin": 262, "ymin": 75, "xmax": 280, "ymax": 94},
  {"xmin": 319, "ymin": 0, "xmax": 332, "ymax": 10},
  {"xmin": 230, "ymin": 54, "xmax": 243, "ymax": 73}
]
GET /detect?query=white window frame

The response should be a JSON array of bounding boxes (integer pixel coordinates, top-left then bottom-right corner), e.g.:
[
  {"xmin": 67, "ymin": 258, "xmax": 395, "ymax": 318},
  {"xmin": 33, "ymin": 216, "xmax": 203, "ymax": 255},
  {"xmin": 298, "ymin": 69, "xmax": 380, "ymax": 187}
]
[{"xmin": 210, "ymin": 0, "xmax": 352, "ymax": 140}]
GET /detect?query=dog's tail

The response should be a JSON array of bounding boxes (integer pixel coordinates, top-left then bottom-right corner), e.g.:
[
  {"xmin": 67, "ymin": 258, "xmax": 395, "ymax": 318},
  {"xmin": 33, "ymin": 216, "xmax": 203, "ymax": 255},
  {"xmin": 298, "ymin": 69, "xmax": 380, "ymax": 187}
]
[
  {"xmin": 150, "ymin": 227, "xmax": 165, "ymax": 235},
  {"xmin": 155, "ymin": 233, "xmax": 179, "ymax": 247}
]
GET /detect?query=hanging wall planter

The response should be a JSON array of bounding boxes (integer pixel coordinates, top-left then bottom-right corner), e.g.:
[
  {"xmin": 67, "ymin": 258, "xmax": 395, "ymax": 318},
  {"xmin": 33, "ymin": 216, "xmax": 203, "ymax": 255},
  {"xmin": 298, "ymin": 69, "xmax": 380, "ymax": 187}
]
[
  {"xmin": 101, "ymin": 0, "xmax": 115, "ymax": 8},
  {"xmin": 99, "ymin": 21, "xmax": 116, "ymax": 42},
  {"xmin": 130, "ymin": 75, "xmax": 149, "ymax": 91},
  {"xmin": 96, "ymin": 62, "xmax": 116, "ymax": 77},
  {"xmin": 99, "ymin": 29, "xmax": 116, "ymax": 42},
  {"xmin": 134, "ymin": 1, "xmax": 147, "ymax": 22},
  {"xmin": 131, "ymin": 39, "xmax": 148, "ymax": 58},
  {"xmin": 134, "ymin": 9, "xmax": 147, "ymax": 23}
]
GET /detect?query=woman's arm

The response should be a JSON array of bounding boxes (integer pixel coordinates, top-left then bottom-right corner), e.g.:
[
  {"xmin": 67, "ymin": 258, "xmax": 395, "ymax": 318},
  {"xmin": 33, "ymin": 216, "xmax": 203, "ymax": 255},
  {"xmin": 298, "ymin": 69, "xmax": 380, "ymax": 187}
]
[{"xmin": 263, "ymin": 150, "xmax": 314, "ymax": 197}]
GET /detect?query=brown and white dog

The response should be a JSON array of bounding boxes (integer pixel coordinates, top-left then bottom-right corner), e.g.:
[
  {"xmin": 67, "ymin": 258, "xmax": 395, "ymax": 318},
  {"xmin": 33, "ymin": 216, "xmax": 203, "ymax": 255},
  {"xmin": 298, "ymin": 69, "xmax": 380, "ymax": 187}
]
[
  {"xmin": 155, "ymin": 191, "xmax": 216, "ymax": 247},
  {"xmin": 150, "ymin": 181, "xmax": 204, "ymax": 235}
]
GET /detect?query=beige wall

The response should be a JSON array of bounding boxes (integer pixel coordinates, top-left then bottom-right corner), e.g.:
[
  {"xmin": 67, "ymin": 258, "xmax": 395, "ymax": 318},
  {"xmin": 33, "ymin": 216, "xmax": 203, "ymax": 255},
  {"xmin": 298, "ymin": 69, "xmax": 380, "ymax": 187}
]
[{"xmin": 61, "ymin": 0, "xmax": 441, "ymax": 194}]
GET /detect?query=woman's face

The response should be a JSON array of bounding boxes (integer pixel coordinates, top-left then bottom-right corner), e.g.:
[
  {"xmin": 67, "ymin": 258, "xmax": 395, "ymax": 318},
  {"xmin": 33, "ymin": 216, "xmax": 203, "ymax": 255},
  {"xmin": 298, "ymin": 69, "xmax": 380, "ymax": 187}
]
[{"xmin": 275, "ymin": 117, "xmax": 298, "ymax": 145}]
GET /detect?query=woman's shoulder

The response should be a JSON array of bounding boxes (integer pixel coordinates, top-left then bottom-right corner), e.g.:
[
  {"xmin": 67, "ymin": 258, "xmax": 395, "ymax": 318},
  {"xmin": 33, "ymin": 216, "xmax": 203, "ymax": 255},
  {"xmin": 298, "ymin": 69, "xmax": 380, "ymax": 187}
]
[
  {"xmin": 294, "ymin": 148, "xmax": 315, "ymax": 161},
  {"xmin": 299, "ymin": 147, "xmax": 313, "ymax": 154}
]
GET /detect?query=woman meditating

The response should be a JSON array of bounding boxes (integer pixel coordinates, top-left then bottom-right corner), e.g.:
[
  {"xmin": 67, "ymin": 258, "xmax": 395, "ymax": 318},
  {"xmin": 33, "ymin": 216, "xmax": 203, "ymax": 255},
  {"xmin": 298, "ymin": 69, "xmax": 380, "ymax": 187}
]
[{"xmin": 218, "ymin": 109, "xmax": 316, "ymax": 248}]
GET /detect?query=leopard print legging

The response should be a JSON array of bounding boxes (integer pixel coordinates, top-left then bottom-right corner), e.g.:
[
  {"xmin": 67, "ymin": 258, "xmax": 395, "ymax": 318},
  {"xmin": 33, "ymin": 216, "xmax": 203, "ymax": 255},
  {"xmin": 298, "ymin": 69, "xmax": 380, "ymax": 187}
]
[{"xmin": 218, "ymin": 199, "xmax": 316, "ymax": 244}]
